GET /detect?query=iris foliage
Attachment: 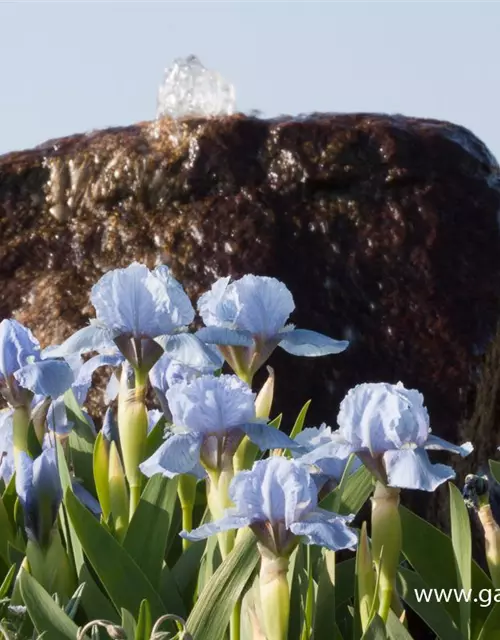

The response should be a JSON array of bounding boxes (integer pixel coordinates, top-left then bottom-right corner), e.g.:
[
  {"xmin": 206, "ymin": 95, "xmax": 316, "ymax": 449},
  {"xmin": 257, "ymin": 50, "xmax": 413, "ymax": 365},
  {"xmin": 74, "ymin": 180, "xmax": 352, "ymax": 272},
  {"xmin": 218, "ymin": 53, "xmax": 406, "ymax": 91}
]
[{"xmin": 0, "ymin": 262, "xmax": 495, "ymax": 640}]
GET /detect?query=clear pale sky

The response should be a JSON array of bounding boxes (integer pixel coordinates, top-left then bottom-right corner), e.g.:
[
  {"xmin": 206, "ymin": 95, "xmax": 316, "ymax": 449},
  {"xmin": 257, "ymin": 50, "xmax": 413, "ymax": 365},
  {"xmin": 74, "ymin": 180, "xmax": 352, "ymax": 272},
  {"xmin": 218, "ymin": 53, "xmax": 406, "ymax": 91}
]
[{"xmin": 1, "ymin": 2, "xmax": 499, "ymax": 160}]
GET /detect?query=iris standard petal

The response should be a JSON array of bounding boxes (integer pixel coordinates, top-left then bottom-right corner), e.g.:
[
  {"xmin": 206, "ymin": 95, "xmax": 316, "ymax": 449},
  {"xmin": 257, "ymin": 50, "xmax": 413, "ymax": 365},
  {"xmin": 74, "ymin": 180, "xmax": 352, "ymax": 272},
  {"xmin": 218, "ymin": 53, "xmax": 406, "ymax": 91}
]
[
  {"xmin": 47, "ymin": 323, "xmax": 116, "ymax": 358},
  {"xmin": 139, "ymin": 432, "xmax": 204, "ymax": 478},
  {"xmin": 180, "ymin": 513, "xmax": 252, "ymax": 542},
  {"xmin": 229, "ymin": 457, "xmax": 317, "ymax": 527},
  {"xmin": 91, "ymin": 262, "xmax": 194, "ymax": 337},
  {"xmin": 230, "ymin": 275, "xmax": 295, "ymax": 338},
  {"xmin": 198, "ymin": 277, "xmax": 234, "ymax": 327},
  {"xmin": 424, "ymin": 435, "xmax": 473, "ymax": 457},
  {"xmin": 196, "ymin": 326, "xmax": 253, "ymax": 347},
  {"xmin": 152, "ymin": 264, "xmax": 197, "ymax": 328},
  {"xmin": 278, "ymin": 329, "xmax": 349, "ymax": 357},
  {"xmin": 289, "ymin": 511, "xmax": 358, "ymax": 551},
  {"xmin": 14, "ymin": 360, "xmax": 74, "ymax": 398},
  {"xmin": 337, "ymin": 382, "xmax": 430, "ymax": 454},
  {"xmin": 166, "ymin": 374, "xmax": 256, "ymax": 434},
  {"xmin": 0, "ymin": 319, "xmax": 40, "ymax": 381},
  {"xmin": 240, "ymin": 421, "xmax": 302, "ymax": 452},
  {"xmin": 384, "ymin": 448, "xmax": 455, "ymax": 491}
]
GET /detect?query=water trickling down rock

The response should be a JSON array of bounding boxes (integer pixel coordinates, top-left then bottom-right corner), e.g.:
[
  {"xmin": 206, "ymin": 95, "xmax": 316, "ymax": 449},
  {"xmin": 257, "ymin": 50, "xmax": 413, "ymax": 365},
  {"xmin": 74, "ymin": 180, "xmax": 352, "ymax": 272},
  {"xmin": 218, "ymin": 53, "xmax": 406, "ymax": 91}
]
[{"xmin": 156, "ymin": 55, "xmax": 236, "ymax": 119}]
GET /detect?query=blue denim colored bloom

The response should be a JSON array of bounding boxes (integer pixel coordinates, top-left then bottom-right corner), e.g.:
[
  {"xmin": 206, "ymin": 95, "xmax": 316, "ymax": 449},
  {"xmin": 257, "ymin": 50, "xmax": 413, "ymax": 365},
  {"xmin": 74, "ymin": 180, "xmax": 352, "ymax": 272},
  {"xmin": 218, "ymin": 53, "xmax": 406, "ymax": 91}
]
[
  {"xmin": 16, "ymin": 448, "xmax": 63, "ymax": 547},
  {"xmin": 0, "ymin": 408, "xmax": 14, "ymax": 484},
  {"xmin": 48, "ymin": 263, "xmax": 216, "ymax": 371},
  {"xmin": 336, "ymin": 382, "xmax": 473, "ymax": 491},
  {"xmin": 197, "ymin": 275, "xmax": 348, "ymax": 377},
  {"xmin": 292, "ymin": 424, "xmax": 361, "ymax": 488},
  {"xmin": 140, "ymin": 374, "xmax": 299, "ymax": 478},
  {"xmin": 181, "ymin": 456, "xmax": 357, "ymax": 554},
  {"xmin": 0, "ymin": 319, "xmax": 73, "ymax": 406}
]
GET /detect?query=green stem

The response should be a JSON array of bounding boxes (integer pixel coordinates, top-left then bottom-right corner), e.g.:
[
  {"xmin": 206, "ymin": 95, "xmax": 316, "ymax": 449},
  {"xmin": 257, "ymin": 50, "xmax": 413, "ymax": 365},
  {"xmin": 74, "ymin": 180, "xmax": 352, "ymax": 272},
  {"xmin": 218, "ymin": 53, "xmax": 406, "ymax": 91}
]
[
  {"xmin": 207, "ymin": 469, "xmax": 236, "ymax": 559},
  {"xmin": 260, "ymin": 551, "xmax": 290, "ymax": 640},
  {"xmin": 181, "ymin": 512, "xmax": 192, "ymax": 552},
  {"xmin": 371, "ymin": 481, "xmax": 402, "ymax": 623},
  {"xmin": 230, "ymin": 600, "xmax": 241, "ymax": 640},
  {"xmin": 478, "ymin": 505, "xmax": 500, "ymax": 588},
  {"xmin": 178, "ymin": 475, "xmax": 197, "ymax": 550},
  {"xmin": 118, "ymin": 366, "xmax": 148, "ymax": 521}
]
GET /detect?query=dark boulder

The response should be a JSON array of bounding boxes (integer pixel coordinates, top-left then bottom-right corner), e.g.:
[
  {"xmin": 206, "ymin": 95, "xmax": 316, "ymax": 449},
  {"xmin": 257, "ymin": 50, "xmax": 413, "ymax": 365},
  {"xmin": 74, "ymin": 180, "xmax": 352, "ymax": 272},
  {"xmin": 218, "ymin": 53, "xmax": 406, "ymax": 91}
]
[{"xmin": 1, "ymin": 113, "xmax": 500, "ymax": 470}]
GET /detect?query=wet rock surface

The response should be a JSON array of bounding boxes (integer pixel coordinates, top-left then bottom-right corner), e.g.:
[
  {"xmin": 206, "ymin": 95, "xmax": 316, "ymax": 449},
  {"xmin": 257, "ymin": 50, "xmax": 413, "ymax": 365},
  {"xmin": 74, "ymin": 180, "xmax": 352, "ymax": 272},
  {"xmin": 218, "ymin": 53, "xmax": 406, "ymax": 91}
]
[{"xmin": 1, "ymin": 113, "xmax": 500, "ymax": 470}]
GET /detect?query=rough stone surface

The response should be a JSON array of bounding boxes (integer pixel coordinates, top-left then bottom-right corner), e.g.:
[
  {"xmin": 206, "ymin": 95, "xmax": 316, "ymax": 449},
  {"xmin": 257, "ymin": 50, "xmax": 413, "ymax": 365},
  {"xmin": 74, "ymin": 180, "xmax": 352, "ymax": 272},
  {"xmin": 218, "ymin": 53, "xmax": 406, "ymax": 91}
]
[{"xmin": 1, "ymin": 113, "xmax": 500, "ymax": 476}]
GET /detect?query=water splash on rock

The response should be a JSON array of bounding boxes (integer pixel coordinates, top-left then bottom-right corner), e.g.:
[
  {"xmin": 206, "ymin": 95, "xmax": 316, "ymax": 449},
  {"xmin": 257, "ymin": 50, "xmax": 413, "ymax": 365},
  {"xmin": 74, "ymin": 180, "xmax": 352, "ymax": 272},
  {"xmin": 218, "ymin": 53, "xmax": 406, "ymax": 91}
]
[{"xmin": 156, "ymin": 55, "xmax": 236, "ymax": 119}]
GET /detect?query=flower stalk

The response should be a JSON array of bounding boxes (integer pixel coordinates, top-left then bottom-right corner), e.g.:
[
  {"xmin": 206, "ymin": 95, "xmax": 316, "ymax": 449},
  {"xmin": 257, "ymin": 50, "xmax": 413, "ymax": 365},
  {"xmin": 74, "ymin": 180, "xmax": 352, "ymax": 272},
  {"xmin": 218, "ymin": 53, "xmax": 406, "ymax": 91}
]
[
  {"xmin": 178, "ymin": 474, "xmax": 197, "ymax": 551},
  {"xmin": 108, "ymin": 441, "xmax": 129, "ymax": 541},
  {"xmin": 235, "ymin": 367, "xmax": 275, "ymax": 473},
  {"xmin": 259, "ymin": 547, "xmax": 290, "ymax": 640},
  {"xmin": 206, "ymin": 468, "xmax": 235, "ymax": 559},
  {"xmin": 117, "ymin": 367, "xmax": 148, "ymax": 519},
  {"xmin": 477, "ymin": 502, "xmax": 500, "ymax": 588},
  {"xmin": 371, "ymin": 481, "xmax": 402, "ymax": 622}
]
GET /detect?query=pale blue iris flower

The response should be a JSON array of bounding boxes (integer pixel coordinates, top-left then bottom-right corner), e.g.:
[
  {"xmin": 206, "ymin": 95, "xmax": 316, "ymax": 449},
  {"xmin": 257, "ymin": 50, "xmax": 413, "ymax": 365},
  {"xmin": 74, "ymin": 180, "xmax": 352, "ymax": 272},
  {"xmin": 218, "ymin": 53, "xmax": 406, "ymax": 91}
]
[
  {"xmin": 0, "ymin": 408, "xmax": 14, "ymax": 484},
  {"xmin": 16, "ymin": 448, "xmax": 63, "ymax": 547},
  {"xmin": 149, "ymin": 348, "xmax": 223, "ymax": 417},
  {"xmin": 292, "ymin": 424, "xmax": 361, "ymax": 489},
  {"xmin": 181, "ymin": 456, "xmax": 358, "ymax": 555},
  {"xmin": 336, "ymin": 382, "xmax": 473, "ymax": 492},
  {"xmin": 197, "ymin": 275, "xmax": 349, "ymax": 376},
  {"xmin": 0, "ymin": 319, "xmax": 74, "ymax": 407},
  {"xmin": 48, "ymin": 263, "xmax": 218, "ymax": 371},
  {"xmin": 140, "ymin": 374, "xmax": 299, "ymax": 479}
]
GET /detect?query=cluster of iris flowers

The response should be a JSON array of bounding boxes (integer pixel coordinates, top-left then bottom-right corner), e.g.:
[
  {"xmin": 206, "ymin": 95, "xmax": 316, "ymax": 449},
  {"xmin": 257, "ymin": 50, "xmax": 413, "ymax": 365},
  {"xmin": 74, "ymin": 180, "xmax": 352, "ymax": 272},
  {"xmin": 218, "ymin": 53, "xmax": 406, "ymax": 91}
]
[{"xmin": 0, "ymin": 262, "xmax": 473, "ymax": 640}]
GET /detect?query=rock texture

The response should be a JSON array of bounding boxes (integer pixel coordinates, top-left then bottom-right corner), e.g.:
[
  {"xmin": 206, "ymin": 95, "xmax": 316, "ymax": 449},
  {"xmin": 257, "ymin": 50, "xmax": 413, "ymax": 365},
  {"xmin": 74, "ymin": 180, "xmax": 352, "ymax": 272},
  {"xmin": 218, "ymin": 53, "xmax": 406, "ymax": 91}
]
[{"xmin": 1, "ymin": 113, "xmax": 500, "ymax": 469}]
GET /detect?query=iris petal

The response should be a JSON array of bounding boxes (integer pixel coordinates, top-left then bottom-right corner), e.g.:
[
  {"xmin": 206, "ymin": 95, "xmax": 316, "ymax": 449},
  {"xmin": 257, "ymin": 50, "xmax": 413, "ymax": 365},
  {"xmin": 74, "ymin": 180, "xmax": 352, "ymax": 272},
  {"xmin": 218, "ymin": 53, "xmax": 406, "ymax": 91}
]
[
  {"xmin": 196, "ymin": 327, "xmax": 253, "ymax": 347},
  {"xmin": 384, "ymin": 448, "xmax": 455, "ymax": 491},
  {"xmin": 424, "ymin": 435, "xmax": 473, "ymax": 457},
  {"xmin": 289, "ymin": 510, "xmax": 358, "ymax": 551},
  {"xmin": 279, "ymin": 329, "xmax": 349, "ymax": 357},
  {"xmin": 91, "ymin": 262, "xmax": 194, "ymax": 337},
  {"xmin": 47, "ymin": 323, "xmax": 116, "ymax": 358},
  {"xmin": 180, "ymin": 513, "xmax": 252, "ymax": 542},
  {"xmin": 14, "ymin": 360, "xmax": 74, "ymax": 398},
  {"xmin": 240, "ymin": 422, "xmax": 301, "ymax": 452},
  {"xmin": 139, "ymin": 432, "xmax": 204, "ymax": 478},
  {"xmin": 0, "ymin": 319, "xmax": 40, "ymax": 380},
  {"xmin": 167, "ymin": 374, "xmax": 256, "ymax": 434},
  {"xmin": 72, "ymin": 353, "xmax": 124, "ymax": 405},
  {"xmin": 156, "ymin": 333, "xmax": 222, "ymax": 369}
]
